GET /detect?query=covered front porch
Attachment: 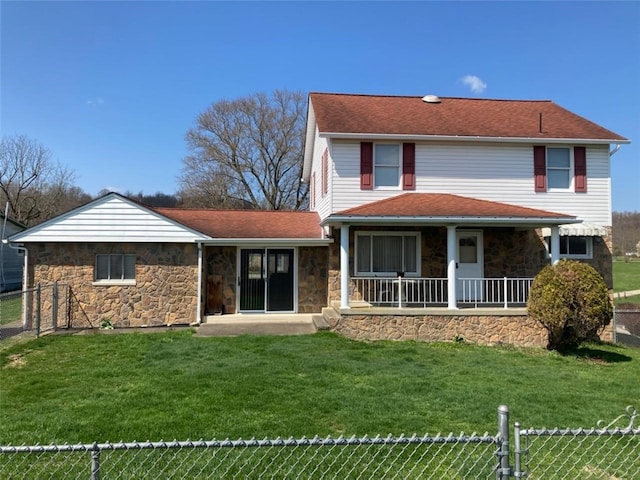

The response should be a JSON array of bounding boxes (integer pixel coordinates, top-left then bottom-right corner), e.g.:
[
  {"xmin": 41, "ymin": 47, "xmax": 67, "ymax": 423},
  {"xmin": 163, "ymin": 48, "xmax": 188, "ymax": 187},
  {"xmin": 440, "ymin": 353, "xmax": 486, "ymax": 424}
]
[{"xmin": 324, "ymin": 193, "xmax": 579, "ymax": 312}]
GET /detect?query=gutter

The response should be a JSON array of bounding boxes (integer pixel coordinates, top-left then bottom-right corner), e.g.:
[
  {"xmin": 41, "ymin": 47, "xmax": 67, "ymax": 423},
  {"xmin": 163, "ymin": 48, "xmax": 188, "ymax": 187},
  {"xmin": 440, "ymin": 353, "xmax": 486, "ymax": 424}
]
[
  {"xmin": 322, "ymin": 216, "xmax": 580, "ymax": 227},
  {"xmin": 200, "ymin": 238, "xmax": 333, "ymax": 246},
  {"xmin": 319, "ymin": 132, "xmax": 630, "ymax": 145}
]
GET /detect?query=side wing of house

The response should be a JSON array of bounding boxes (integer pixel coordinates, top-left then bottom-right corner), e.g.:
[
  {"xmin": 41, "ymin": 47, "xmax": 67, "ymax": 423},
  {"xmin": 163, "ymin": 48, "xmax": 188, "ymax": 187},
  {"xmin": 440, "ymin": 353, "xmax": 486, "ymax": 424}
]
[{"xmin": 9, "ymin": 193, "xmax": 210, "ymax": 328}]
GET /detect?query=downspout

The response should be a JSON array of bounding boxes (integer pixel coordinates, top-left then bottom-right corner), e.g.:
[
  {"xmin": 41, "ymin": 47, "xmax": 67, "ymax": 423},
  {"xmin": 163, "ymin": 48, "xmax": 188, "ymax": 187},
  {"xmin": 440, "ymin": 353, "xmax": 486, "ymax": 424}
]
[
  {"xmin": 609, "ymin": 144, "xmax": 621, "ymax": 156},
  {"xmin": 195, "ymin": 242, "xmax": 203, "ymax": 325}
]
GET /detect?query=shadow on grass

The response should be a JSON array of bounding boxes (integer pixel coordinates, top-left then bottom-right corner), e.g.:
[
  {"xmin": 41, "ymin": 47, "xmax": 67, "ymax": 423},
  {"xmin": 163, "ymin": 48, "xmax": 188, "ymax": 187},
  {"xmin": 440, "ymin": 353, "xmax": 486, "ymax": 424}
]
[{"xmin": 563, "ymin": 345, "xmax": 634, "ymax": 363}]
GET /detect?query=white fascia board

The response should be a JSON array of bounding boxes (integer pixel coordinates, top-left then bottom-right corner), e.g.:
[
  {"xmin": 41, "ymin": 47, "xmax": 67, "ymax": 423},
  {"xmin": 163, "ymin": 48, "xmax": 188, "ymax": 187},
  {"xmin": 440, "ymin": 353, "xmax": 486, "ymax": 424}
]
[
  {"xmin": 12, "ymin": 235, "xmax": 208, "ymax": 243},
  {"xmin": 319, "ymin": 132, "xmax": 630, "ymax": 145},
  {"xmin": 322, "ymin": 216, "xmax": 580, "ymax": 227},
  {"xmin": 202, "ymin": 238, "xmax": 333, "ymax": 247},
  {"xmin": 301, "ymin": 101, "xmax": 317, "ymax": 182}
]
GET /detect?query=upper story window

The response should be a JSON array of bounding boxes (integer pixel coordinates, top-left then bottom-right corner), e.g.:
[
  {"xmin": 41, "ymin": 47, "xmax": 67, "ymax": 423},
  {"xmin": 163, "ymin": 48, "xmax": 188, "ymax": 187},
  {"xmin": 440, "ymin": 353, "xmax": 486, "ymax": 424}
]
[
  {"xmin": 360, "ymin": 142, "xmax": 415, "ymax": 191},
  {"xmin": 95, "ymin": 254, "xmax": 136, "ymax": 282},
  {"xmin": 374, "ymin": 144, "xmax": 401, "ymax": 188},
  {"xmin": 547, "ymin": 147, "xmax": 571, "ymax": 189},
  {"xmin": 355, "ymin": 232, "xmax": 420, "ymax": 276},
  {"xmin": 534, "ymin": 145, "xmax": 586, "ymax": 193}
]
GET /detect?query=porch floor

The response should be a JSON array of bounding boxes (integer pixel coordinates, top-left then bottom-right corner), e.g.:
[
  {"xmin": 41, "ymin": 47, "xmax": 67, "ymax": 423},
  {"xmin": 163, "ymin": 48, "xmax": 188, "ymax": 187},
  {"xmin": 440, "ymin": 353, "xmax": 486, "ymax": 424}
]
[{"xmin": 196, "ymin": 313, "xmax": 324, "ymax": 337}]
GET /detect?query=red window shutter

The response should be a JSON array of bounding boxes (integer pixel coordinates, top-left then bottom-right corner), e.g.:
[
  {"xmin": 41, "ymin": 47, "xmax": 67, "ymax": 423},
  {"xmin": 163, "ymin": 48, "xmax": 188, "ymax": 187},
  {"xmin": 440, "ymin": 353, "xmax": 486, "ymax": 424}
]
[
  {"xmin": 322, "ymin": 149, "xmax": 329, "ymax": 196},
  {"xmin": 402, "ymin": 143, "xmax": 416, "ymax": 190},
  {"xmin": 574, "ymin": 146, "xmax": 587, "ymax": 193},
  {"xmin": 360, "ymin": 142, "xmax": 373, "ymax": 190},
  {"xmin": 533, "ymin": 145, "xmax": 547, "ymax": 192}
]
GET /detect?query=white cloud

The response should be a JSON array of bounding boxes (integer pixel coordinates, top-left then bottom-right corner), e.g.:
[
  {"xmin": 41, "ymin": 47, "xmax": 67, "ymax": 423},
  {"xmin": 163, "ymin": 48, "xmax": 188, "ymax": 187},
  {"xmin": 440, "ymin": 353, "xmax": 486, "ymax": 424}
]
[
  {"xmin": 461, "ymin": 75, "xmax": 487, "ymax": 94},
  {"xmin": 86, "ymin": 97, "xmax": 105, "ymax": 107}
]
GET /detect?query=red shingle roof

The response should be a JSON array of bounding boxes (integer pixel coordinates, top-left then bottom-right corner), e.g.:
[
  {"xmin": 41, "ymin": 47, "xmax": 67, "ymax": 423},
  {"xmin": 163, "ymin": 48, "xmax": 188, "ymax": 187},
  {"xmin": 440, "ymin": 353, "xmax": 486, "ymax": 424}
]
[
  {"xmin": 154, "ymin": 208, "xmax": 323, "ymax": 239},
  {"xmin": 310, "ymin": 93, "xmax": 627, "ymax": 141},
  {"xmin": 336, "ymin": 193, "xmax": 574, "ymax": 219}
]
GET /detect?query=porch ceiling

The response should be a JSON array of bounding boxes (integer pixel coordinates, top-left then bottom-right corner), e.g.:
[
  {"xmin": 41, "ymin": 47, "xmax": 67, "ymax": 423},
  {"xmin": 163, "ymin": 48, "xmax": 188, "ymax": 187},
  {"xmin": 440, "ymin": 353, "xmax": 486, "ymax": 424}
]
[{"xmin": 323, "ymin": 193, "xmax": 578, "ymax": 228}]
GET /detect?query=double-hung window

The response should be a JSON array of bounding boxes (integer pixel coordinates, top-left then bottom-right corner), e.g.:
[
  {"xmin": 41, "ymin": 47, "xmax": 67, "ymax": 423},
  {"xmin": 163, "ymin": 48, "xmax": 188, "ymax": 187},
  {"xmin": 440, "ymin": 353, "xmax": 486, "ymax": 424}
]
[
  {"xmin": 546, "ymin": 236, "xmax": 592, "ymax": 259},
  {"xmin": 547, "ymin": 147, "xmax": 571, "ymax": 189},
  {"xmin": 356, "ymin": 232, "xmax": 420, "ymax": 276},
  {"xmin": 374, "ymin": 144, "xmax": 401, "ymax": 188},
  {"xmin": 95, "ymin": 254, "xmax": 136, "ymax": 282}
]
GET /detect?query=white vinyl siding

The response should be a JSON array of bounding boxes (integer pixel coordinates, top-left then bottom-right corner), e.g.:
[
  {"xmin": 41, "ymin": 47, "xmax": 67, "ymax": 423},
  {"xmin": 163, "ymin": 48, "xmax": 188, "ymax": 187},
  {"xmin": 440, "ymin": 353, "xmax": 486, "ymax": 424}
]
[
  {"xmin": 9, "ymin": 195, "xmax": 208, "ymax": 243},
  {"xmin": 309, "ymin": 130, "xmax": 332, "ymax": 220},
  {"xmin": 329, "ymin": 141, "xmax": 612, "ymax": 225}
]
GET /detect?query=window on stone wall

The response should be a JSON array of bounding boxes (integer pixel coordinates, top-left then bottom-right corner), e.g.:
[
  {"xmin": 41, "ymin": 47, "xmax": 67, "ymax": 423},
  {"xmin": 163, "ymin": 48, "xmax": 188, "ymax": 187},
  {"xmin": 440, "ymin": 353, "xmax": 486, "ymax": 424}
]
[
  {"xmin": 545, "ymin": 236, "xmax": 593, "ymax": 259},
  {"xmin": 95, "ymin": 254, "xmax": 136, "ymax": 281}
]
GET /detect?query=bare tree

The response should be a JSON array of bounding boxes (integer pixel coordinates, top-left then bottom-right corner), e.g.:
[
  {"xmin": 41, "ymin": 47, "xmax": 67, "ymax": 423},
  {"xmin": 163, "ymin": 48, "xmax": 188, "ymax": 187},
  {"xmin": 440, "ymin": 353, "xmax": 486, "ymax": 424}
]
[
  {"xmin": 179, "ymin": 90, "xmax": 308, "ymax": 210},
  {"xmin": 0, "ymin": 134, "xmax": 88, "ymax": 225}
]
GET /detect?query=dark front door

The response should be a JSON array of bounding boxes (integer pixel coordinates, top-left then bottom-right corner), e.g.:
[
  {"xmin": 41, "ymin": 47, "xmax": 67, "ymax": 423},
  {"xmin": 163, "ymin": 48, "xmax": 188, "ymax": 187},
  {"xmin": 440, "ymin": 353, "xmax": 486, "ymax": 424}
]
[{"xmin": 239, "ymin": 248, "xmax": 294, "ymax": 312}]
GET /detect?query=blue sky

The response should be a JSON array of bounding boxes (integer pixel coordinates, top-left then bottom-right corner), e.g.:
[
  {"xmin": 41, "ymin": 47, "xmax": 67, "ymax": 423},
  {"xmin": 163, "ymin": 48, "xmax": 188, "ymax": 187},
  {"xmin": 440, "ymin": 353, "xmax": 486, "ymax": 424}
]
[{"xmin": 1, "ymin": 1, "xmax": 639, "ymax": 211}]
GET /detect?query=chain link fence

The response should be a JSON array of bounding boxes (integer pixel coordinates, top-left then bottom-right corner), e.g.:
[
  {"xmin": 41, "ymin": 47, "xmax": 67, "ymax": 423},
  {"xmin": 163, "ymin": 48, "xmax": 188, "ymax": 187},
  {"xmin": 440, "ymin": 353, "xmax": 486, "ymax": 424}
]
[
  {"xmin": 0, "ymin": 406, "xmax": 637, "ymax": 479},
  {"xmin": 516, "ymin": 405, "xmax": 640, "ymax": 480},
  {"xmin": 0, "ymin": 282, "xmax": 69, "ymax": 339}
]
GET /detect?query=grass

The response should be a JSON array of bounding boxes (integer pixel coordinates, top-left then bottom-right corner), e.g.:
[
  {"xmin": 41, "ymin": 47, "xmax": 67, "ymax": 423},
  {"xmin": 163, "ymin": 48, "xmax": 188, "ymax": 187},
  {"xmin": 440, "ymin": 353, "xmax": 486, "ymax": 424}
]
[
  {"xmin": 0, "ymin": 294, "xmax": 22, "ymax": 326},
  {"xmin": 612, "ymin": 260, "xmax": 640, "ymax": 305},
  {"xmin": 0, "ymin": 331, "xmax": 638, "ymax": 446},
  {"xmin": 612, "ymin": 260, "xmax": 640, "ymax": 292}
]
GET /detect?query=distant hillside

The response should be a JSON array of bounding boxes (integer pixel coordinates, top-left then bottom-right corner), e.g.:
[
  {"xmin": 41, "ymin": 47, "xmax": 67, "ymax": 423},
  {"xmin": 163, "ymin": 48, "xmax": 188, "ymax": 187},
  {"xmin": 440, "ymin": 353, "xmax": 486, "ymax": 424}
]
[{"xmin": 613, "ymin": 211, "xmax": 640, "ymax": 255}]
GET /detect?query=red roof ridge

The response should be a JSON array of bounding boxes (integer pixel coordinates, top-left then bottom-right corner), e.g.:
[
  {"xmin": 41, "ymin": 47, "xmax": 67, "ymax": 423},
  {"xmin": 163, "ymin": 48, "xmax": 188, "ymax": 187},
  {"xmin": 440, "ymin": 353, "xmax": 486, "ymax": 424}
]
[{"xmin": 310, "ymin": 92, "xmax": 553, "ymax": 103}]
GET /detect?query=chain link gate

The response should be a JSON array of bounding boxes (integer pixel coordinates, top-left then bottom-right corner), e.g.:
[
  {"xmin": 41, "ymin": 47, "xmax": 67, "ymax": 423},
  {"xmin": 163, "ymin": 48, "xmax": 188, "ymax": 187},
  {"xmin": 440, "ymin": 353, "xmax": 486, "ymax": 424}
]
[
  {"xmin": 496, "ymin": 405, "xmax": 639, "ymax": 479},
  {"xmin": 20, "ymin": 282, "xmax": 69, "ymax": 336}
]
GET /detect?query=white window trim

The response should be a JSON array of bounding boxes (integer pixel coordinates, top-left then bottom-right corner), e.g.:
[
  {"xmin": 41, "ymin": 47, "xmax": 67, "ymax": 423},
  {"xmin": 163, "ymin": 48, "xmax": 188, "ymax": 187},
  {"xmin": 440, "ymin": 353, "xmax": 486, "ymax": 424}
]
[
  {"xmin": 355, "ymin": 231, "xmax": 421, "ymax": 276},
  {"xmin": 94, "ymin": 254, "xmax": 137, "ymax": 283},
  {"xmin": 92, "ymin": 279, "xmax": 137, "ymax": 287},
  {"xmin": 546, "ymin": 146, "xmax": 574, "ymax": 191},
  {"xmin": 546, "ymin": 236, "xmax": 593, "ymax": 259},
  {"xmin": 373, "ymin": 143, "xmax": 402, "ymax": 190}
]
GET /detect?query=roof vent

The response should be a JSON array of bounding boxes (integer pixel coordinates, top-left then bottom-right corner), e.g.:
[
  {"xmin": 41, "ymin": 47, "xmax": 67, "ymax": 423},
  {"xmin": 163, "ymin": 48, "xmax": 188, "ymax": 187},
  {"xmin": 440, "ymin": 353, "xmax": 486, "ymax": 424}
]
[{"xmin": 422, "ymin": 95, "xmax": 441, "ymax": 104}]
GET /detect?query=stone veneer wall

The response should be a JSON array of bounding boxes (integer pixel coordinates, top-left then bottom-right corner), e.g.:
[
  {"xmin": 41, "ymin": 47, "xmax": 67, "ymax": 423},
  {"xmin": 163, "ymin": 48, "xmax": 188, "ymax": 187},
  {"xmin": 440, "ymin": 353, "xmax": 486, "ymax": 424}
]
[
  {"xmin": 298, "ymin": 246, "xmax": 328, "ymax": 313},
  {"xmin": 332, "ymin": 311, "xmax": 614, "ymax": 348},
  {"xmin": 28, "ymin": 242, "xmax": 198, "ymax": 328}
]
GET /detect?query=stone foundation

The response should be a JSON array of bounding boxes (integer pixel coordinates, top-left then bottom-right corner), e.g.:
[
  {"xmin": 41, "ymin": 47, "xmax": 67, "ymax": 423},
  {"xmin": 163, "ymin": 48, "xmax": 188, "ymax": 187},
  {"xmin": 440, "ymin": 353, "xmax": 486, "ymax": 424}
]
[{"xmin": 332, "ymin": 309, "xmax": 614, "ymax": 348}]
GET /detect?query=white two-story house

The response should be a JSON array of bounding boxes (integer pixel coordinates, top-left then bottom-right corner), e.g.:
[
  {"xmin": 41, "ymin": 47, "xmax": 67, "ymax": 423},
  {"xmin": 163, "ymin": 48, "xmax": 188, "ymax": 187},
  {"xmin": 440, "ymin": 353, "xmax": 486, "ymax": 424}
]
[
  {"xmin": 9, "ymin": 91, "xmax": 628, "ymax": 346},
  {"xmin": 302, "ymin": 92, "xmax": 627, "ymax": 343}
]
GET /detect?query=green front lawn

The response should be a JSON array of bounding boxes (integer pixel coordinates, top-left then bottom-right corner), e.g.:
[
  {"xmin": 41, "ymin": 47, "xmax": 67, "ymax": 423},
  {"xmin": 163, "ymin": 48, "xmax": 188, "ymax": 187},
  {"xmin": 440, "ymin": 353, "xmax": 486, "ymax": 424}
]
[
  {"xmin": 1, "ymin": 331, "xmax": 637, "ymax": 445},
  {"xmin": 613, "ymin": 260, "xmax": 640, "ymax": 292}
]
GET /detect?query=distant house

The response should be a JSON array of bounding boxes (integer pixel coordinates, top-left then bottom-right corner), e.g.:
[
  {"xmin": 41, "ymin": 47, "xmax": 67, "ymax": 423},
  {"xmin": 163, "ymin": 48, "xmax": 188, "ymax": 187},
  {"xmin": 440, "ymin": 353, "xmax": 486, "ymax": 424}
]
[
  {"xmin": 8, "ymin": 92, "xmax": 629, "ymax": 346},
  {"xmin": 1, "ymin": 214, "xmax": 25, "ymax": 292}
]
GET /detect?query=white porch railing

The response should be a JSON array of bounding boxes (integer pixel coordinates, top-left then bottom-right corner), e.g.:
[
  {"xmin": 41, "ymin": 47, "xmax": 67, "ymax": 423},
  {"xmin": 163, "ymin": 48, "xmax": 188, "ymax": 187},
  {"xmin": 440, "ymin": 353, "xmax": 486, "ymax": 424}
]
[{"xmin": 350, "ymin": 277, "xmax": 533, "ymax": 309}]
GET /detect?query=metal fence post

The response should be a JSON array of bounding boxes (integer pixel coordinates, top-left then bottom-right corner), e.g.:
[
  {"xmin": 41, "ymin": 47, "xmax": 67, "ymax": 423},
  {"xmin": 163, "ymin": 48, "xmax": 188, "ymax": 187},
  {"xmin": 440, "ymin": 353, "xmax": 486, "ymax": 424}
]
[
  {"xmin": 52, "ymin": 281, "xmax": 58, "ymax": 331},
  {"xmin": 35, "ymin": 283, "xmax": 41, "ymax": 338},
  {"xmin": 497, "ymin": 405, "xmax": 511, "ymax": 479},
  {"xmin": 513, "ymin": 421, "xmax": 523, "ymax": 478},
  {"xmin": 91, "ymin": 442, "xmax": 100, "ymax": 480}
]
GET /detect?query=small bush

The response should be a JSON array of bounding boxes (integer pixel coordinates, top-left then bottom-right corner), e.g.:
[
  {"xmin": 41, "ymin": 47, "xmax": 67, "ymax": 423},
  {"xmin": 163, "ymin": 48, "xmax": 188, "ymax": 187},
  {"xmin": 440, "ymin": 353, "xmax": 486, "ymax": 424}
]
[{"xmin": 527, "ymin": 259, "xmax": 612, "ymax": 352}]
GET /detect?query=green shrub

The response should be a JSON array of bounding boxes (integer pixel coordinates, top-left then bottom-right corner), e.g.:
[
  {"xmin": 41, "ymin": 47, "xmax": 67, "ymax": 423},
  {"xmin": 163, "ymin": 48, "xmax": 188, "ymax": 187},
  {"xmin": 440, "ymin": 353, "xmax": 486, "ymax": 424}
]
[{"xmin": 527, "ymin": 259, "xmax": 612, "ymax": 351}]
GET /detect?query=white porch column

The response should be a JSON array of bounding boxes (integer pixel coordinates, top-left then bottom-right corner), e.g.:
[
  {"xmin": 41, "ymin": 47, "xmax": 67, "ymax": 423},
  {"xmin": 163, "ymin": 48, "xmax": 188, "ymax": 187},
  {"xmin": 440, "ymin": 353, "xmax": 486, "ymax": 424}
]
[
  {"xmin": 340, "ymin": 224, "xmax": 350, "ymax": 309},
  {"xmin": 550, "ymin": 226, "xmax": 560, "ymax": 265},
  {"xmin": 446, "ymin": 225, "xmax": 458, "ymax": 309}
]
